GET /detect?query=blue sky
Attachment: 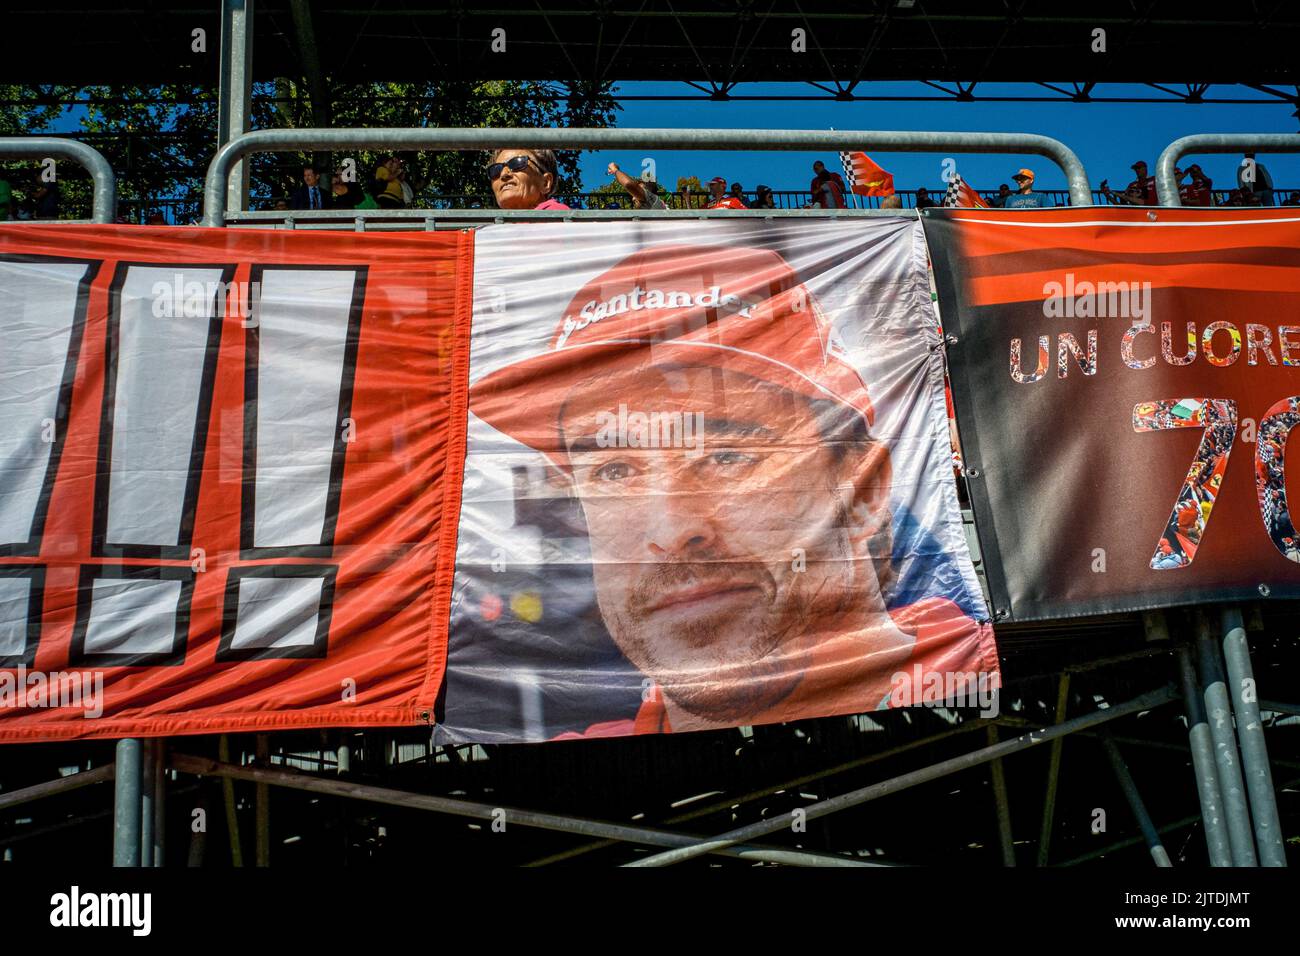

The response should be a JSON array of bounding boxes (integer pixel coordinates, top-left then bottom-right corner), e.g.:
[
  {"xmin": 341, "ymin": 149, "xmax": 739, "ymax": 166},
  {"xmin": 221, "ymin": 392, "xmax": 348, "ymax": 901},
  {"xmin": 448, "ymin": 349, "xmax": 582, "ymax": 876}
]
[
  {"xmin": 577, "ymin": 81, "xmax": 1300, "ymax": 198},
  {"xmin": 46, "ymin": 80, "xmax": 1300, "ymax": 200}
]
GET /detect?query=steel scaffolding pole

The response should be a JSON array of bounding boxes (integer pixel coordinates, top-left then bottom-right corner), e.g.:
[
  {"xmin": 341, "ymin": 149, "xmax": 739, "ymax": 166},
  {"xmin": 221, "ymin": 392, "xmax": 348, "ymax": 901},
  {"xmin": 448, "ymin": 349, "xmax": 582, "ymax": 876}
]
[
  {"xmin": 1177, "ymin": 644, "xmax": 1233, "ymax": 866},
  {"xmin": 1155, "ymin": 133, "xmax": 1300, "ymax": 205},
  {"xmin": 152, "ymin": 740, "xmax": 166, "ymax": 867},
  {"xmin": 217, "ymin": 0, "xmax": 254, "ymax": 214},
  {"xmin": 527, "ymin": 714, "xmax": 1006, "ymax": 867},
  {"xmin": 987, "ymin": 725, "xmax": 1016, "ymax": 866},
  {"xmin": 255, "ymin": 734, "xmax": 271, "ymax": 867},
  {"xmin": 626, "ymin": 685, "xmax": 1178, "ymax": 867},
  {"xmin": 113, "ymin": 738, "xmax": 142, "ymax": 867},
  {"xmin": 140, "ymin": 739, "xmax": 155, "ymax": 867},
  {"xmin": 0, "ymin": 136, "xmax": 116, "ymax": 223},
  {"xmin": 166, "ymin": 753, "xmax": 880, "ymax": 867},
  {"xmin": 1035, "ymin": 672, "xmax": 1070, "ymax": 866},
  {"xmin": 1196, "ymin": 613, "xmax": 1257, "ymax": 866},
  {"xmin": 1220, "ymin": 607, "xmax": 1288, "ymax": 866},
  {"xmin": 0, "ymin": 763, "xmax": 115, "ymax": 812},
  {"xmin": 201, "ymin": 126, "xmax": 1092, "ymax": 225},
  {"xmin": 1100, "ymin": 733, "xmax": 1173, "ymax": 867}
]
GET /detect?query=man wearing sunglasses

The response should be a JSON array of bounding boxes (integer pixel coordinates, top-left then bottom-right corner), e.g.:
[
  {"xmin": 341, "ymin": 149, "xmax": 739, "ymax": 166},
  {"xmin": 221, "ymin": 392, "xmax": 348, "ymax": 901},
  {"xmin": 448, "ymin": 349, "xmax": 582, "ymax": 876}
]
[{"xmin": 487, "ymin": 149, "xmax": 570, "ymax": 210}]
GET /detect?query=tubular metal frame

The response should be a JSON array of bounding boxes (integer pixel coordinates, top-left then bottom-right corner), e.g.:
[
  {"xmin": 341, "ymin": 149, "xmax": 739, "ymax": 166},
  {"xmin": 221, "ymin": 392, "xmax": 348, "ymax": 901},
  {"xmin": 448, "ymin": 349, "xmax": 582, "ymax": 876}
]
[
  {"xmin": 0, "ymin": 136, "xmax": 116, "ymax": 223},
  {"xmin": 1155, "ymin": 133, "xmax": 1300, "ymax": 206},
  {"xmin": 200, "ymin": 126, "xmax": 1093, "ymax": 226}
]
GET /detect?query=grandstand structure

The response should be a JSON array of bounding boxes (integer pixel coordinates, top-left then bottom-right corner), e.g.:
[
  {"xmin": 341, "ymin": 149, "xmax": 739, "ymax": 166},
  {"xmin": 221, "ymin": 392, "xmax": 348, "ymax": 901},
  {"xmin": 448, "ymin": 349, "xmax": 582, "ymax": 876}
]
[{"xmin": 1, "ymin": 2, "xmax": 1298, "ymax": 869}]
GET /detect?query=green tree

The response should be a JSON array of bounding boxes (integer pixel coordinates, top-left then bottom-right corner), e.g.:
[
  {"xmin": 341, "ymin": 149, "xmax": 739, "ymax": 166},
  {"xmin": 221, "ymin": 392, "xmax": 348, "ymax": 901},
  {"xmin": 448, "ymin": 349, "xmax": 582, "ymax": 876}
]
[
  {"xmin": 675, "ymin": 175, "xmax": 705, "ymax": 209},
  {"xmin": 0, "ymin": 84, "xmax": 81, "ymax": 219},
  {"xmin": 6, "ymin": 80, "xmax": 619, "ymax": 221},
  {"xmin": 588, "ymin": 179, "xmax": 633, "ymax": 209}
]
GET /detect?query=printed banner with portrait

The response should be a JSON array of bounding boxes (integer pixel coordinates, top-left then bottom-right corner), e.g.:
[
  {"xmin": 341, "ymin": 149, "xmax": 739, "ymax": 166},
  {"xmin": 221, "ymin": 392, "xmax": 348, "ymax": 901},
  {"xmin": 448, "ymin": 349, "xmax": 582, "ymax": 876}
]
[
  {"xmin": 440, "ymin": 219, "xmax": 995, "ymax": 742},
  {"xmin": 924, "ymin": 206, "xmax": 1300, "ymax": 621}
]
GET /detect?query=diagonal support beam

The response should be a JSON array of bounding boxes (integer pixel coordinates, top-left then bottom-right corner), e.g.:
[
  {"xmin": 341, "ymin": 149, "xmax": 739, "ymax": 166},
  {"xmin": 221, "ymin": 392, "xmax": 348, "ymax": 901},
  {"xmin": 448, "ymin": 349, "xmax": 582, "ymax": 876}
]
[
  {"xmin": 626, "ymin": 685, "xmax": 1179, "ymax": 867},
  {"xmin": 168, "ymin": 752, "xmax": 881, "ymax": 867}
]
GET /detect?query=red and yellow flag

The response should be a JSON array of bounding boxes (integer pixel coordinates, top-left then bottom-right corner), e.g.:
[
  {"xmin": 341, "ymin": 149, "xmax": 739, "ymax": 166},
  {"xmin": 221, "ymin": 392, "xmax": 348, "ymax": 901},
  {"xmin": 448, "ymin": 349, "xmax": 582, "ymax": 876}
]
[{"xmin": 839, "ymin": 151, "xmax": 895, "ymax": 197}]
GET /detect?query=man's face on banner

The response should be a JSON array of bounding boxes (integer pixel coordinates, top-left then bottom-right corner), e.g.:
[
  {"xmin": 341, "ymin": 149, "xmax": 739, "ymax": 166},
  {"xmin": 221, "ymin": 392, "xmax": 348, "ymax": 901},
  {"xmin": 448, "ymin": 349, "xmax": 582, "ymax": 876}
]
[{"xmin": 558, "ymin": 364, "xmax": 892, "ymax": 723}]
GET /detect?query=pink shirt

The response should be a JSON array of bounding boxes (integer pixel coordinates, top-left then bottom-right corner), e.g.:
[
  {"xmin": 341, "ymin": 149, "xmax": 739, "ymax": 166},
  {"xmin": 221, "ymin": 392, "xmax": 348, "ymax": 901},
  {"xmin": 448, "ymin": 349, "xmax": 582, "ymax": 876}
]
[{"xmin": 534, "ymin": 198, "xmax": 570, "ymax": 210}]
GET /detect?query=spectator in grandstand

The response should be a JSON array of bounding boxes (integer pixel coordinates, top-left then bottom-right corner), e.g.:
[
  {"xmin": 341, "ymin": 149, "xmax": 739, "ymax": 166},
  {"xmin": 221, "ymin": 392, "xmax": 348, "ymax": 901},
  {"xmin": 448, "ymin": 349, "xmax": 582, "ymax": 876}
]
[
  {"xmin": 291, "ymin": 165, "xmax": 330, "ymax": 211},
  {"xmin": 0, "ymin": 177, "xmax": 10, "ymax": 220},
  {"xmin": 28, "ymin": 175, "xmax": 58, "ymax": 219},
  {"xmin": 880, "ymin": 194, "xmax": 903, "ymax": 209},
  {"xmin": 330, "ymin": 171, "xmax": 376, "ymax": 209},
  {"xmin": 607, "ymin": 162, "xmax": 666, "ymax": 209},
  {"xmin": 706, "ymin": 176, "xmax": 748, "ymax": 209},
  {"xmin": 1176, "ymin": 164, "xmax": 1214, "ymax": 207},
  {"xmin": 146, "ymin": 211, "xmax": 166, "ymax": 225},
  {"xmin": 371, "ymin": 155, "xmax": 407, "ymax": 208},
  {"xmin": 1003, "ymin": 169, "xmax": 1049, "ymax": 208},
  {"xmin": 1238, "ymin": 152, "xmax": 1275, "ymax": 206},
  {"xmin": 986, "ymin": 183, "xmax": 1012, "ymax": 208},
  {"xmin": 397, "ymin": 164, "xmax": 415, "ymax": 207},
  {"xmin": 1284, "ymin": 191, "xmax": 1300, "ymax": 207},
  {"xmin": 810, "ymin": 160, "xmax": 847, "ymax": 209},
  {"xmin": 639, "ymin": 179, "xmax": 669, "ymax": 210},
  {"xmin": 752, "ymin": 184, "xmax": 776, "ymax": 209},
  {"xmin": 1125, "ymin": 160, "xmax": 1158, "ymax": 205},
  {"xmin": 729, "ymin": 182, "xmax": 749, "ymax": 207},
  {"xmin": 1225, "ymin": 189, "xmax": 1245, "ymax": 207},
  {"xmin": 913, "ymin": 187, "xmax": 938, "ymax": 209},
  {"xmin": 487, "ymin": 148, "xmax": 569, "ymax": 210},
  {"xmin": 273, "ymin": 197, "xmax": 290, "ymax": 211}
]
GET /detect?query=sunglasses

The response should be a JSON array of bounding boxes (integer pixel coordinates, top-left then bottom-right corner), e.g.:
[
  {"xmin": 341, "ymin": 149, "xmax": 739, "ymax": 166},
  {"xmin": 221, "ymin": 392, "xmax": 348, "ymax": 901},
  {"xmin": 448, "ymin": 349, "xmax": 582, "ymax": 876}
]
[{"xmin": 487, "ymin": 155, "xmax": 537, "ymax": 181}]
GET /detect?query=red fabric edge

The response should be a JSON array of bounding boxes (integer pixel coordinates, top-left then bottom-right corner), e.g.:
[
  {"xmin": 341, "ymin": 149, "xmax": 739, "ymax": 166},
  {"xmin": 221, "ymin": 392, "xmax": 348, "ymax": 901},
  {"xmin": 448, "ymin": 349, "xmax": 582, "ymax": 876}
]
[
  {"xmin": 418, "ymin": 229, "xmax": 476, "ymax": 722},
  {"xmin": 0, "ymin": 229, "xmax": 476, "ymax": 742}
]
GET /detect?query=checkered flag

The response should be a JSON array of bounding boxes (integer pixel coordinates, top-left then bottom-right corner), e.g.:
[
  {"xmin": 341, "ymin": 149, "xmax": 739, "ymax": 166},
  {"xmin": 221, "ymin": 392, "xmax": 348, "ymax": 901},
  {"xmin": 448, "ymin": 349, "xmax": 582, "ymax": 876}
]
[
  {"xmin": 942, "ymin": 173, "xmax": 990, "ymax": 208},
  {"xmin": 839, "ymin": 151, "xmax": 894, "ymax": 197}
]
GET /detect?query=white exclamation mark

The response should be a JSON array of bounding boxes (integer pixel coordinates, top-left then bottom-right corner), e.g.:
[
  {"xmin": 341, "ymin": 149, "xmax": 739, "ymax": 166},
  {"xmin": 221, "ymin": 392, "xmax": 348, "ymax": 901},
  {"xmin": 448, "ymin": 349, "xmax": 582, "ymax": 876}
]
[
  {"xmin": 217, "ymin": 266, "xmax": 365, "ymax": 662},
  {"xmin": 0, "ymin": 256, "xmax": 98, "ymax": 667},
  {"xmin": 71, "ymin": 264, "xmax": 232, "ymax": 667}
]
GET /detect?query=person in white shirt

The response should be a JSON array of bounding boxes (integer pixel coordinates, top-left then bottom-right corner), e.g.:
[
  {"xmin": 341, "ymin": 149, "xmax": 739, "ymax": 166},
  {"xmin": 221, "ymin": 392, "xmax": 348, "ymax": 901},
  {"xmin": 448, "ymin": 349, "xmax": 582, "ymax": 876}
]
[{"xmin": 607, "ymin": 162, "xmax": 667, "ymax": 209}]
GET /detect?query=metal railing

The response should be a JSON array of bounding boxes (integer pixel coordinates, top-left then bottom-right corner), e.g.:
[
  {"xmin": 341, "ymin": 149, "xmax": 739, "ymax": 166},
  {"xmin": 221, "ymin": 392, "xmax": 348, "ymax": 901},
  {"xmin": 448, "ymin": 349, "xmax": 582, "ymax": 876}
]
[
  {"xmin": 1156, "ymin": 134, "xmax": 1300, "ymax": 206},
  {"xmin": 201, "ymin": 127, "xmax": 1093, "ymax": 226},
  {"xmin": 0, "ymin": 137, "xmax": 116, "ymax": 224}
]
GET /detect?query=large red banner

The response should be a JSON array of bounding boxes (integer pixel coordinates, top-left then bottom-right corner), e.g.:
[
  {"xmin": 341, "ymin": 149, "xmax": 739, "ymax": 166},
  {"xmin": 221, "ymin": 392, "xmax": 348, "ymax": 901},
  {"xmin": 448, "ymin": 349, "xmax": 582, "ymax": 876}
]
[
  {"xmin": 925, "ymin": 207, "xmax": 1300, "ymax": 620},
  {"xmin": 0, "ymin": 225, "xmax": 471, "ymax": 740}
]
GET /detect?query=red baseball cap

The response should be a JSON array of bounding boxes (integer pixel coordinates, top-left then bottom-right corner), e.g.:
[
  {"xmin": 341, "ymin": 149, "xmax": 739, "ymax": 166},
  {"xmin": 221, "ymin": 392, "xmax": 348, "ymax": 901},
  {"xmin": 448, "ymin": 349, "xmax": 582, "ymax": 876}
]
[
  {"xmin": 469, "ymin": 244, "xmax": 875, "ymax": 467},
  {"xmin": 707, "ymin": 176, "xmax": 727, "ymax": 186}
]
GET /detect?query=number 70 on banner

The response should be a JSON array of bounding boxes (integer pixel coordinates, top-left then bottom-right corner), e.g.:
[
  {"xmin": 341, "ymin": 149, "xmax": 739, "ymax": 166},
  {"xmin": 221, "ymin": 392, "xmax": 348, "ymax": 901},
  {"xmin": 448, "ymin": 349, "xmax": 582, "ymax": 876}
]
[{"xmin": 1134, "ymin": 396, "xmax": 1300, "ymax": 569}]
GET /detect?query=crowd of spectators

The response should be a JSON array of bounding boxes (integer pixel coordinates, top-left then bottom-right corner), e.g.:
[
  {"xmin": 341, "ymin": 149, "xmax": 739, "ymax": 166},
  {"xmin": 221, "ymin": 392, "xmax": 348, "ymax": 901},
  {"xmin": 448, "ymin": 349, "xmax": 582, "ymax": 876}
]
[
  {"xmin": 482, "ymin": 150, "xmax": 1299, "ymax": 213},
  {"xmin": 268, "ymin": 155, "xmax": 415, "ymax": 211},
  {"xmin": 249, "ymin": 149, "xmax": 1300, "ymax": 215},
  {"xmin": 0, "ymin": 171, "xmax": 60, "ymax": 220},
  {"xmin": 7, "ymin": 148, "xmax": 1292, "ymax": 222},
  {"xmin": 1096, "ymin": 153, "xmax": 1296, "ymax": 207}
]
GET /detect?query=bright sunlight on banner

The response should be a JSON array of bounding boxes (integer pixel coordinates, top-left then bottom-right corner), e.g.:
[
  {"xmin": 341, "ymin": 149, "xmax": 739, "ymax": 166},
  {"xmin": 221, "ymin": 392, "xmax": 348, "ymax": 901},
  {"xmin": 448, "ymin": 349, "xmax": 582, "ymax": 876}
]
[
  {"xmin": 0, "ymin": 224, "xmax": 470, "ymax": 741},
  {"xmin": 439, "ymin": 219, "xmax": 995, "ymax": 743},
  {"xmin": 925, "ymin": 206, "xmax": 1300, "ymax": 621}
]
